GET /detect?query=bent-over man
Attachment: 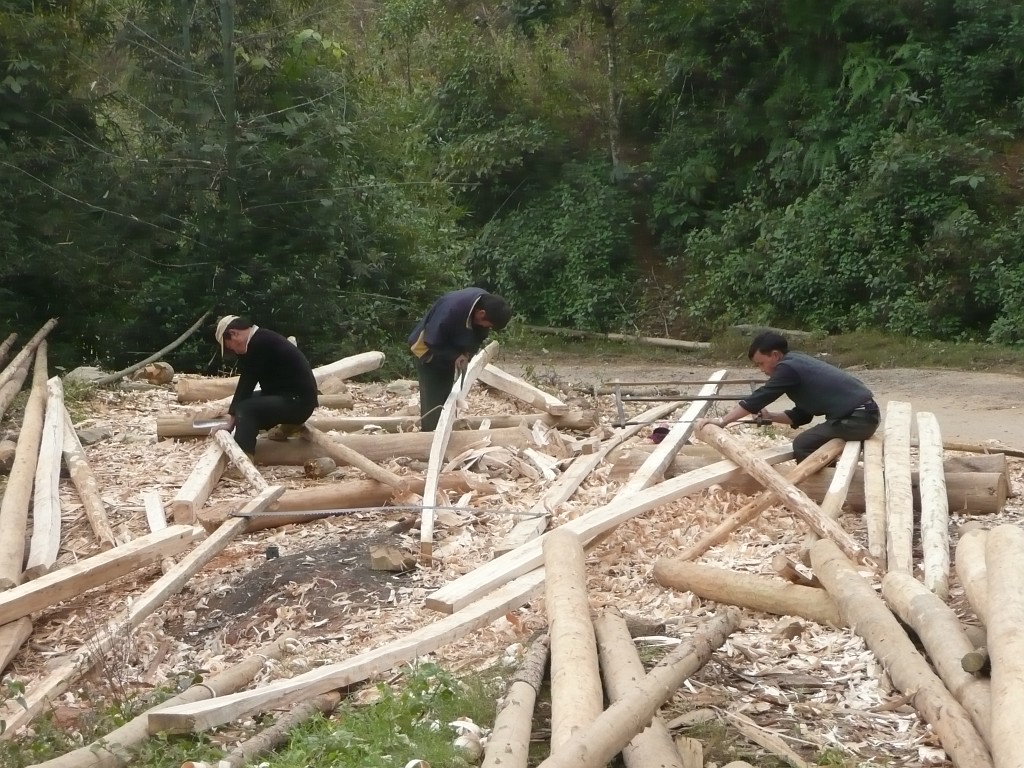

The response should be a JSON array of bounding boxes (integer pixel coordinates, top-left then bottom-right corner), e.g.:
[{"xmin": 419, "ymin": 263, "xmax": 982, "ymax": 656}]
[
  {"xmin": 408, "ymin": 288, "xmax": 512, "ymax": 431},
  {"xmin": 696, "ymin": 330, "xmax": 880, "ymax": 461},
  {"xmin": 212, "ymin": 315, "xmax": 318, "ymax": 459}
]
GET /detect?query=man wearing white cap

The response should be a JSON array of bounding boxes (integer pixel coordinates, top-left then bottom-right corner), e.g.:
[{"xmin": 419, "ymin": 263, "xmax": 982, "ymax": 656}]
[{"xmin": 212, "ymin": 315, "xmax": 319, "ymax": 460}]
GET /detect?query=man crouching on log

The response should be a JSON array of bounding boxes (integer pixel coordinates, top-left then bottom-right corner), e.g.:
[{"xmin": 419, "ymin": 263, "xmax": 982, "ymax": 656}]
[
  {"xmin": 695, "ymin": 330, "xmax": 879, "ymax": 461},
  {"xmin": 211, "ymin": 315, "xmax": 318, "ymax": 460}
]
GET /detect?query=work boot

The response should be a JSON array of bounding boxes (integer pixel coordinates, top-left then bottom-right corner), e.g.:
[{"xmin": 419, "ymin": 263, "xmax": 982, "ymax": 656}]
[{"xmin": 266, "ymin": 423, "xmax": 302, "ymax": 441}]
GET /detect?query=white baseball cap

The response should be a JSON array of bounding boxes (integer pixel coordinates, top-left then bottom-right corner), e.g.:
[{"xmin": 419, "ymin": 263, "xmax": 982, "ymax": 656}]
[{"xmin": 215, "ymin": 315, "xmax": 239, "ymax": 355}]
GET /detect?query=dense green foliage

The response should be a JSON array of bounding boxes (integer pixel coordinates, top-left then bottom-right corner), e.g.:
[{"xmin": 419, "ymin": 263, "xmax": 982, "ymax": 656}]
[{"xmin": 2, "ymin": 0, "xmax": 1023, "ymax": 373}]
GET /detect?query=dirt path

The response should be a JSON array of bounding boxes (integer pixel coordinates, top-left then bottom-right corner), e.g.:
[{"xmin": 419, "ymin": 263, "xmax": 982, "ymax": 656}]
[{"xmin": 501, "ymin": 351, "xmax": 1024, "ymax": 445}]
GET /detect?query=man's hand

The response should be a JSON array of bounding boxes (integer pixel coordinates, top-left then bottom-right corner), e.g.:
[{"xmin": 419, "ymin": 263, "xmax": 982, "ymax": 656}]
[
  {"xmin": 454, "ymin": 354, "xmax": 469, "ymax": 372},
  {"xmin": 694, "ymin": 417, "xmax": 726, "ymax": 431}
]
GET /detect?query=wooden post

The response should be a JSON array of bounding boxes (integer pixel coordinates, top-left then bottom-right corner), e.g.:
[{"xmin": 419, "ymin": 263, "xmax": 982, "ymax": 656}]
[
  {"xmin": 696, "ymin": 424, "xmax": 874, "ymax": 566},
  {"xmin": 0, "ymin": 526, "xmax": 203, "ymax": 626},
  {"xmin": 0, "ymin": 618, "xmax": 34, "ymax": 675},
  {"xmin": 24, "ymin": 633, "xmax": 299, "ymax": 768},
  {"xmin": 421, "ymin": 341, "xmax": 498, "ymax": 559},
  {"xmin": 679, "ymin": 439, "xmax": 843, "ymax": 561},
  {"xmin": 92, "ymin": 310, "xmax": 210, "ymax": 387},
  {"xmin": 984, "ymin": 523, "xmax": 1024, "ymax": 768},
  {"xmin": 810, "ymin": 540, "xmax": 992, "ymax": 768},
  {"xmin": 593, "ymin": 608, "xmax": 685, "ymax": 768},
  {"xmin": 495, "ymin": 401, "xmax": 684, "ymax": 555},
  {"xmin": 862, "ymin": 432, "xmax": 887, "ymax": 568},
  {"xmin": 479, "ymin": 363, "xmax": 569, "ymax": 415},
  {"xmin": 25, "ymin": 377, "xmax": 66, "ymax": 578},
  {"xmin": 0, "ymin": 487, "xmax": 285, "ymax": 739},
  {"xmin": 882, "ymin": 571, "xmax": 991, "ymax": 744},
  {"xmin": 544, "ymin": 529, "xmax": 603, "ymax": 750},
  {"xmin": 653, "ymin": 559, "xmax": 842, "ymax": 627},
  {"xmin": 916, "ymin": 412, "xmax": 949, "ymax": 598},
  {"xmin": 425, "ymin": 447, "xmax": 792, "ymax": 615},
  {"xmin": 0, "ymin": 318, "xmax": 57, "ymax": 393},
  {"xmin": 0, "ymin": 342, "xmax": 50, "ymax": 590},
  {"xmin": 300, "ymin": 426, "xmax": 407, "ymax": 491},
  {"xmin": 482, "ymin": 634, "xmax": 549, "ymax": 768},
  {"xmin": 146, "ymin": 570, "xmax": 548, "ymax": 735},
  {"xmin": 883, "ymin": 401, "xmax": 914, "ymax": 574},
  {"xmin": 212, "ymin": 431, "xmax": 268, "ymax": 492},
  {"xmin": 535, "ymin": 610, "xmax": 740, "ymax": 768},
  {"xmin": 62, "ymin": 409, "xmax": 117, "ymax": 548},
  {"xmin": 0, "ymin": 332, "xmax": 16, "ymax": 369},
  {"xmin": 956, "ymin": 528, "xmax": 990, "ymax": 625},
  {"xmin": 171, "ymin": 442, "xmax": 227, "ymax": 524},
  {"xmin": 142, "ymin": 491, "xmax": 167, "ymax": 533}
]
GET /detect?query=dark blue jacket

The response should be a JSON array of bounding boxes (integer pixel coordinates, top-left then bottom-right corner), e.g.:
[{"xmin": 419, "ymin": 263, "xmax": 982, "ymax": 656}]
[{"xmin": 408, "ymin": 287, "xmax": 490, "ymax": 365}]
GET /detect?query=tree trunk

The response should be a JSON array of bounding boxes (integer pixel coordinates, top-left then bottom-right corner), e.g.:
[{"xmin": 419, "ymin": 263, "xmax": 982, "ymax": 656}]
[
  {"xmin": 916, "ymin": 412, "xmax": 950, "ymax": 598},
  {"xmin": 882, "ymin": 571, "xmax": 991, "ymax": 744},
  {"xmin": 956, "ymin": 528, "xmax": 990, "ymax": 625},
  {"xmin": 0, "ymin": 318, "xmax": 57, "ymax": 393},
  {"xmin": 62, "ymin": 410, "xmax": 117, "ymax": 548},
  {"xmin": 212, "ymin": 431, "xmax": 268, "ymax": 492},
  {"xmin": 520, "ymin": 325, "xmax": 709, "ymax": 350},
  {"xmin": 535, "ymin": 610, "xmax": 740, "ymax": 768},
  {"xmin": 653, "ymin": 559, "xmax": 842, "ymax": 627},
  {"xmin": 544, "ymin": 529, "xmax": 603, "ymax": 750},
  {"xmin": 92, "ymin": 310, "xmax": 210, "ymax": 386},
  {"xmin": 802, "ymin": 440, "xmax": 862, "ymax": 554},
  {"xmin": 984, "ymin": 524, "xmax": 1024, "ymax": 768},
  {"xmin": 301, "ymin": 426, "xmax": 407, "ymax": 491},
  {"xmin": 862, "ymin": 433, "xmax": 887, "ymax": 567},
  {"xmin": 810, "ymin": 540, "xmax": 992, "ymax": 768},
  {"xmin": 482, "ymin": 634, "xmax": 550, "ymax": 768},
  {"xmin": 0, "ymin": 343, "xmax": 50, "ymax": 589},
  {"xmin": 593, "ymin": 608, "xmax": 686, "ymax": 768},
  {"xmin": 883, "ymin": 401, "xmax": 914, "ymax": 574},
  {"xmin": 25, "ymin": 377, "xmax": 65, "ymax": 578},
  {"xmin": 0, "ymin": 332, "xmax": 17, "ymax": 369}
]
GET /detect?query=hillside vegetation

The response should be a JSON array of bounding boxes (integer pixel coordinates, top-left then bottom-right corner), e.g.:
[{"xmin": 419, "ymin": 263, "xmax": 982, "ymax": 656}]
[{"xmin": 2, "ymin": 0, "xmax": 1022, "ymax": 371}]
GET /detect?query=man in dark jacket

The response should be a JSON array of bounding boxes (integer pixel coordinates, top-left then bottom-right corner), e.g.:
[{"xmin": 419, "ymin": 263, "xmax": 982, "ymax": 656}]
[
  {"xmin": 212, "ymin": 315, "xmax": 319, "ymax": 459},
  {"xmin": 408, "ymin": 288, "xmax": 512, "ymax": 431},
  {"xmin": 696, "ymin": 330, "xmax": 879, "ymax": 461}
]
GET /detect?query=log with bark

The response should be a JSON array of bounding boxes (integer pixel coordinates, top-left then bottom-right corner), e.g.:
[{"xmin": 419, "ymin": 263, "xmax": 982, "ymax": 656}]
[
  {"xmin": 881, "ymin": 571, "xmax": 991, "ymax": 744},
  {"xmin": 810, "ymin": 539, "xmax": 993, "ymax": 768},
  {"xmin": 62, "ymin": 409, "xmax": 117, "ymax": 548},
  {"xmin": 521, "ymin": 324, "xmax": 710, "ymax": 350},
  {"xmin": 593, "ymin": 608, "xmax": 686, "ymax": 768},
  {"xmin": 212, "ymin": 430, "xmax": 269, "ymax": 492},
  {"xmin": 482, "ymin": 633, "xmax": 550, "ymax": 768},
  {"xmin": 653, "ymin": 559, "xmax": 843, "ymax": 627},
  {"xmin": 156, "ymin": 410, "xmax": 598, "ymax": 439},
  {"xmin": 301, "ymin": 425, "xmax": 407, "ymax": 491},
  {"xmin": 24, "ymin": 633, "xmax": 299, "ymax": 768},
  {"xmin": 535, "ymin": 609, "xmax": 739, "ymax": 768},
  {"xmin": 984, "ymin": 523, "xmax": 1024, "ymax": 768},
  {"xmin": 176, "ymin": 351, "xmax": 384, "ymax": 403},
  {"xmin": 0, "ymin": 318, "xmax": 57, "ymax": 396},
  {"xmin": 544, "ymin": 529, "xmax": 603, "ymax": 750},
  {"xmin": 0, "ymin": 343, "xmax": 50, "ymax": 589},
  {"xmin": 0, "ymin": 332, "xmax": 16, "ymax": 369},
  {"xmin": 92, "ymin": 310, "xmax": 210, "ymax": 387}
]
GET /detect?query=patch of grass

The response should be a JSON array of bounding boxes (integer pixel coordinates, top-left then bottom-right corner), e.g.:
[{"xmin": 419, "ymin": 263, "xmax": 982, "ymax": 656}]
[{"xmin": 62, "ymin": 377, "xmax": 99, "ymax": 423}]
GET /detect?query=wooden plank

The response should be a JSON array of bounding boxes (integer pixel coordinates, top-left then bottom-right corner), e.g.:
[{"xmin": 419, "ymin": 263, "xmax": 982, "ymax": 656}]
[
  {"xmin": 862, "ymin": 432, "xmax": 887, "ymax": 568},
  {"xmin": 617, "ymin": 370, "xmax": 726, "ymax": 496},
  {"xmin": 301, "ymin": 425, "xmax": 407, "ymax": 491},
  {"xmin": 0, "ymin": 342, "xmax": 49, "ymax": 590},
  {"xmin": 0, "ymin": 487, "xmax": 284, "ymax": 739},
  {"xmin": 479, "ymin": 363, "xmax": 569, "ymax": 415},
  {"xmin": 25, "ymin": 377, "xmax": 65, "ymax": 578},
  {"xmin": 62, "ymin": 409, "xmax": 117, "ymax": 549},
  {"xmin": 421, "ymin": 341, "xmax": 499, "ymax": 559},
  {"xmin": 0, "ymin": 526, "xmax": 202, "ymax": 626},
  {"xmin": 212, "ymin": 430, "xmax": 268, "ymax": 492},
  {"xmin": 494, "ymin": 401, "xmax": 684, "ymax": 555},
  {"xmin": 142, "ymin": 491, "xmax": 168, "ymax": 533},
  {"xmin": 883, "ymin": 401, "xmax": 914, "ymax": 574},
  {"xmin": 146, "ymin": 569, "xmax": 546, "ymax": 735},
  {"xmin": 802, "ymin": 441, "xmax": 862, "ymax": 552},
  {"xmin": 170, "ymin": 442, "xmax": 227, "ymax": 524},
  {"xmin": 917, "ymin": 412, "xmax": 949, "ymax": 598},
  {"xmin": 425, "ymin": 446, "xmax": 793, "ymax": 615}
]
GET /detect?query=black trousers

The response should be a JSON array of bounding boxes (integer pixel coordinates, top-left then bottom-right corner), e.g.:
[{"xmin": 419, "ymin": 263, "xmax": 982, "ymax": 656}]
[
  {"xmin": 793, "ymin": 411, "xmax": 881, "ymax": 462},
  {"xmin": 233, "ymin": 394, "xmax": 315, "ymax": 454},
  {"xmin": 415, "ymin": 358, "xmax": 455, "ymax": 432}
]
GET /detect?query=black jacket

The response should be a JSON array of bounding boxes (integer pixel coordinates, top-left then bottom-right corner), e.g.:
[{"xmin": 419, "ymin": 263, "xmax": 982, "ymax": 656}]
[
  {"xmin": 228, "ymin": 328, "xmax": 318, "ymax": 416},
  {"xmin": 408, "ymin": 287, "xmax": 490, "ymax": 366}
]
